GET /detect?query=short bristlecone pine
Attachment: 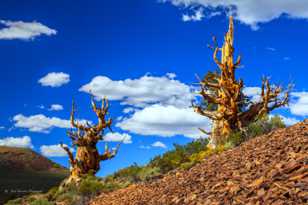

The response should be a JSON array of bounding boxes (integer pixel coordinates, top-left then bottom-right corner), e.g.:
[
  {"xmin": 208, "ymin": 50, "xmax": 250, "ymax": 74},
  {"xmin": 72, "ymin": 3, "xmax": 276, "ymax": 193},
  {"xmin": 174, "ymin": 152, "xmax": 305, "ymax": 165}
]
[
  {"xmin": 61, "ymin": 97, "xmax": 120, "ymax": 185},
  {"xmin": 193, "ymin": 16, "xmax": 291, "ymax": 145}
]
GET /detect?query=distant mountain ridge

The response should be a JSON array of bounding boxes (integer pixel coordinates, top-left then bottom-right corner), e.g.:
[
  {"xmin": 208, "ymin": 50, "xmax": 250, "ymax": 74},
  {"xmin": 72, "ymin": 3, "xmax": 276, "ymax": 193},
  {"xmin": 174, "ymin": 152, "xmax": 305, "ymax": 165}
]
[{"xmin": 0, "ymin": 146, "xmax": 69, "ymax": 204}]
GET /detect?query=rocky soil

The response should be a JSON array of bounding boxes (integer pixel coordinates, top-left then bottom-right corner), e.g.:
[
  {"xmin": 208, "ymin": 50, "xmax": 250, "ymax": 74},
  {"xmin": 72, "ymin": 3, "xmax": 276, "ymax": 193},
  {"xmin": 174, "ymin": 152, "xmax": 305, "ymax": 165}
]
[{"xmin": 91, "ymin": 120, "xmax": 308, "ymax": 205}]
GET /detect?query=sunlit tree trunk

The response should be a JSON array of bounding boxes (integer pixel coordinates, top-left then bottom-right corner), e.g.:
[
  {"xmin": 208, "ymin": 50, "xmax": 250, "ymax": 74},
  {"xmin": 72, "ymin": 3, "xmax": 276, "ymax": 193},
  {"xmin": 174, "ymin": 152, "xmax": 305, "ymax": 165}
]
[
  {"xmin": 60, "ymin": 97, "xmax": 121, "ymax": 185},
  {"xmin": 193, "ymin": 16, "xmax": 290, "ymax": 146}
]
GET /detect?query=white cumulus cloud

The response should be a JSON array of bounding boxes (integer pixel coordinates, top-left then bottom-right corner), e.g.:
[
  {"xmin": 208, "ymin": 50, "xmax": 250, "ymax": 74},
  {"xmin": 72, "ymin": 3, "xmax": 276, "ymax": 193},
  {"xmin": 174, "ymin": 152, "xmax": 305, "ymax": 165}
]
[
  {"xmin": 49, "ymin": 104, "xmax": 64, "ymax": 111},
  {"xmin": 289, "ymin": 92, "xmax": 308, "ymax": 116},
  {"xmin": 79, "ymin": 74, "xmax": 194, "ymax": 108},
  {"xmin": 38, "ymin": 72, "xmax": 70, "ymax": 87},
  {"xmin": 152, "ymin": 141, "xmax": 167, "ymax": 148},
  {"xmin": 104, "ymin": 132, "xmax": 132, "ymax": 144},
  {"xmin": 166, "ymin": 72, "xmax": 177, "ymax": 79},
  {"xmin": 0, "ymin": 20, "xmax": 56, "ymax": 40},
  {"xmin": 13, "ymin": 113, "xmax": 90, "ymax": 133},
  {"xmin": 123, "ymin": 107, "xmax": 136, "ymax": 114},
  {"xmin": 117, "ymin": 104, "xmax": 211, "ymax": 138},
  {"xmin": 80, "ymin": 73, "xmax": 211, "ymax": 139},
  {"xmin": 40, "ymin": 144, "xmax": 74, "ymax": 157},
  {"xmin": 243, "ymin": 86, "xmax": 261, "ymax": 102},
  {"xmin": 182, "ymin": 8, "xmax": 204, "ymax": 22},
  {"xmin": 161, "ymin": 0, "xmax": 308, "ymax": 29},
  {"xmin": 0, "ymin": 136, "xmax": 33, "ymax": 148},
  {"xmin": 13, "ymin": 114, "xmax": 70, "ymax": 133}
]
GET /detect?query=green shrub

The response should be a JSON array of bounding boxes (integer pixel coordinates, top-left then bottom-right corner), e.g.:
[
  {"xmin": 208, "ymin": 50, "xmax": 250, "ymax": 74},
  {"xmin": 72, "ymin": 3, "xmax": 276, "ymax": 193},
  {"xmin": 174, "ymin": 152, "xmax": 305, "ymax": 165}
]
[
  {"xmin": 247, "ymin": 122, "xmax": 264, "ymax": 138},
  {"xmin": 105, "ymin": 163, "xmax": 161, "ymax": 186},
  {"xmin": 5, "ymin": 198, "xmax": 23, "ymax": 205},
  {"xmin": 112, "ymin": 163, "xmax": 144, "ymax": 183},
  {"xmin": 78, "ymin": 175, "xmax": 104, "ymax": 196},
  {"xmin": 245, "ymin": 115, "xmax": 285, "ymax": 139},
  {"xmin": 268, "ymin": 115, "xmax": 286, "ymax": 129},
  {"xmin": 54, "ymin": 181, "xmax": 91, "ymax": 205},
  {"xmin": 29, "ymin": 198, "xmax": 53, "ymax": 205},
  {"xmin": 149, "ymin": 138, "xmax": 209, "ymax": 174},
  {"xmin": 180, "ymin": 161, "xmax": 196, "ymax": 170},
  {"xmin": 225, "ymin": 131, "xmax": 242, "ymax": 147},
  {"xmin": 189, "ymin": 149, "xmax": 211, "ymax": 163},
  {"xmin": 53, "ymin": 182, "xmax": 77, "ymax": 198},
  {"xmin": 100, "ymin": 180, "xmax": 130, "ymax": 192},
  {"xmin": 56, "ymin": 191, "xmax": 81, "ymax": 205},
  {"xmin": 223, "ymin": 114, "xmax": 286, "ymax": 147},
  {"xmin": 137, "ymin": 166, "xmax": 161, "ymax": 181}
]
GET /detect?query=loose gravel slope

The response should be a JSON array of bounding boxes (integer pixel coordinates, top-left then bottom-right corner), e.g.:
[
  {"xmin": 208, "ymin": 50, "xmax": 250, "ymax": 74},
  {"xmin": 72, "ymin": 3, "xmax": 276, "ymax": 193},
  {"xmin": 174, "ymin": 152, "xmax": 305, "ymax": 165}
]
[{"xmin": 91, "ymin": 120, "xmax": 308, "ymax": 205}]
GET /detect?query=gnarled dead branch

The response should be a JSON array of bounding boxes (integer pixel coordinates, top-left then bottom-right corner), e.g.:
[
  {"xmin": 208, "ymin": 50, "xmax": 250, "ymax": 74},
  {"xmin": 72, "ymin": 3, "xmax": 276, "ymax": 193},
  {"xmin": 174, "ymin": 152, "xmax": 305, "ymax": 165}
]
[{"xmin": 194, "ymin": 16, "xmax": 290, "ymax": 145}]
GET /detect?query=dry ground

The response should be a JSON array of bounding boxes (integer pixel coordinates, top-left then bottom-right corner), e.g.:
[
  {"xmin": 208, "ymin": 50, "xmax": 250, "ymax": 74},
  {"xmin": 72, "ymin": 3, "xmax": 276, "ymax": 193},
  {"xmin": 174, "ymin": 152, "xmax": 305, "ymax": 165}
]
[{"xmin": 91, "ymin": 120, "xmax": 308, "ymax": 205}]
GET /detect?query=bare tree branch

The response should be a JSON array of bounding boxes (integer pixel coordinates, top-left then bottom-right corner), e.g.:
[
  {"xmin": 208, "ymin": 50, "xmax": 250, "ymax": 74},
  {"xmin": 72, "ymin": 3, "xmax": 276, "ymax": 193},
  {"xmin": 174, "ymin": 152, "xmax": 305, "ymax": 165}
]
[
  {"xmin": 60, "ymin": 143, "xmax": 75, "ymax": 165},
  {"xmin": 70, "ymin": 100, "xmax": 90, "ymax": 131}
]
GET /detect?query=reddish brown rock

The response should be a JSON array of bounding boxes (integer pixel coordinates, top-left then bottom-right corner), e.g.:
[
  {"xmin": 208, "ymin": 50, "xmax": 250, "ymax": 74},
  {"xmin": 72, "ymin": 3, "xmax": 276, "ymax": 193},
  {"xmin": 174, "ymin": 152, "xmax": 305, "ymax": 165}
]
[{"xmin": 91, "ymin": 120, "xmax": 308, "ymax": 205}]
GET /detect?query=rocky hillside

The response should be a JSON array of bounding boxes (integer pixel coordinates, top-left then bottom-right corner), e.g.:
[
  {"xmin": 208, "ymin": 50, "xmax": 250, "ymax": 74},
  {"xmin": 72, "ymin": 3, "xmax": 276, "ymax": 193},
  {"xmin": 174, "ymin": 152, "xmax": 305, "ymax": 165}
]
[
  {"xmin": 0, "ymin": 146, "xmax": 69, "ymax": 204},
  {"xmin": 91, "ymin": 120, "xmax": 308, "ymax": 205}
]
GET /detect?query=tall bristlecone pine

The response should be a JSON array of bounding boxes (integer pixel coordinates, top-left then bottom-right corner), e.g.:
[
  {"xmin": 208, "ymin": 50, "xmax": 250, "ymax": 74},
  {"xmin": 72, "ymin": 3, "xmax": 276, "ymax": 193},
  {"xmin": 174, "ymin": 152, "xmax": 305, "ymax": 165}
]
[
  {"xmin": 193, "ymin": 16, "xmax": 290, "ymax": 145},
  {"xmin": 61, "ymin": 97, "xmax": 120, "ymax": 185}
]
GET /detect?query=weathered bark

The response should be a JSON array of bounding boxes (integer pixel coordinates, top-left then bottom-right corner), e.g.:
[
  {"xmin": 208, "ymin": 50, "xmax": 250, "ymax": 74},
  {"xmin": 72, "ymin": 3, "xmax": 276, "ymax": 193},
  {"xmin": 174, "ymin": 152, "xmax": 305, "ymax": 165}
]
[
  {"xmin": 193, "ymin": 16, "xmax": 290, "ymax": 145},
  {"xmin": 60, "ymin": 97, "xmax": 121, "ymax": 186}
]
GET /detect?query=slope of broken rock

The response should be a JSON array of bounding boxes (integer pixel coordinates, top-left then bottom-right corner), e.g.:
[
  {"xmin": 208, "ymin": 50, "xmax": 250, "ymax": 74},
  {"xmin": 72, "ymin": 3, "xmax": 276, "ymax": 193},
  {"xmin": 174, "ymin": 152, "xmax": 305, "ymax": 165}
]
[{"xmin": 91, "ymin": 120, "xmax": 308, "ymax": 205}]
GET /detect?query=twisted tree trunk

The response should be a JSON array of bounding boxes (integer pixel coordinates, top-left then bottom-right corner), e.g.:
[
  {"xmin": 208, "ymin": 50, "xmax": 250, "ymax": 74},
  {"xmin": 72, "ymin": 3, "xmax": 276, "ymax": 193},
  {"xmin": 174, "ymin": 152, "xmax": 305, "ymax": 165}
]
[
  {"xmin": 60, "ymin": 97, "xmax": 121, "ymax": 186},
  {"xmin": 193, "ymin": 16, "xmax": 290, "ymax": 146}
]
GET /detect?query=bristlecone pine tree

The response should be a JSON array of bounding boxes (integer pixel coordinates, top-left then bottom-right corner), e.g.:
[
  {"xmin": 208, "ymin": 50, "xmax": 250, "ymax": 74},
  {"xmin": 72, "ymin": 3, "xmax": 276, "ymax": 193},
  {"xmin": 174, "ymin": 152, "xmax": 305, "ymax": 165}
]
[
  {"xmin": 61, "ymin": 97, "xmax": 120, "ymax": 185},
  {"xmin": 193, "ymin": 16, "xmax": 291, "ymax": 145}
]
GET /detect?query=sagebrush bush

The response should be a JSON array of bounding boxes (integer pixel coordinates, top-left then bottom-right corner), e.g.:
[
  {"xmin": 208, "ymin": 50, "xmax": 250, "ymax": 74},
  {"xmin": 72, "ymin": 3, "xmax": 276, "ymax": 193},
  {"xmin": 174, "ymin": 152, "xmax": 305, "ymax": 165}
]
[
  {"xmin": 78, "ymin": 175, "xmax": 104, "ymax": 196},
  {"xmin": 189, "ymin": 148, "xmax": 214, "ymax": 163},
  {"xmin": 245, "ymin": 115, "xmax": 285, "ymax": 139},
  {"xmin": 112, "ymin": 163, "xmax": 144, "ymax": 183},
  {"xmin": 137, "ymin": 166, "xmax": 161, "ymax": 181},
  {"xmin": 180, "ymin": 161, "xmax": 195, "ymax": 170},
  {"xmin": 56, "ymin": 191, "xmax": 81, "ymax": 205},
  {"xmin": 223, "ymin": 115, "xmax": 286, "ymax": 147},
  {"xmin": 29, "ymin": 198, "xmax": 53, "ymax": 205},
  {"xmin": 99, "ymin": 180, "xmax": 129, "ymax": 192},
  {"xmin": 53, "ymin": 176, "xmax": 100, "ymax": 205},
  {"xmin": 225, "ymin": 131, "xmax": 243, "ymax": 147},
  {"xmin": 149, "ymin": 138, "xmax": 209, "ymax": 173},
  {"xmin": 5, "ymin": 198, "xmax": 23, "ymax": 205}
]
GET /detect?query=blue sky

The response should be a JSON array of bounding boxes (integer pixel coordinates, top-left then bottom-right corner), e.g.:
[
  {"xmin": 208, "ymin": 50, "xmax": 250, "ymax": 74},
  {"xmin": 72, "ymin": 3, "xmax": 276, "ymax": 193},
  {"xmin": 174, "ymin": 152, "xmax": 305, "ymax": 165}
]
[{"xmin": 0, "ymin": 0, "xmax": 307, "ymax": 177}]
